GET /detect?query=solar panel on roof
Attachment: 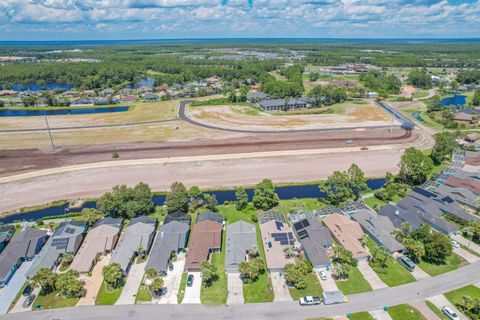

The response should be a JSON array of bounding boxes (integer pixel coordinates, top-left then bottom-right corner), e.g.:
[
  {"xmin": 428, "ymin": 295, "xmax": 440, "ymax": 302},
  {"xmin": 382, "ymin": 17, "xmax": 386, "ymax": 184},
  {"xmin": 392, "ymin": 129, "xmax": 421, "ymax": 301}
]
[
  {"xmin": 293, "ymin": 221, "xmax": 304, "ymax": 231},
  {"xmin": 302, "ymin": 220, "xmax": 310, "ymax": 228},
  {"xmin": 65, "ymin": 228, "xmax": 76, "ymax": 234},
  {"xmin": 298, "ymin": 230, "xmax": 308, "ymax": 239}
]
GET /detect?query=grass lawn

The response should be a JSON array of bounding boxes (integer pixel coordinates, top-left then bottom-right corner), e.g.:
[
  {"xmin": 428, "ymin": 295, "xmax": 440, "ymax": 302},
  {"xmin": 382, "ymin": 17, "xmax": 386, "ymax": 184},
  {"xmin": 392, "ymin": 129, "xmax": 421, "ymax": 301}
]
[
  {"xmin": 288, "ymin": 273, "xmax": 323, "ymax": 300},
  {"xmin": 413, "ymin": 90, "xmax": 430, "ymax": 99},
  {"xmin": 444, "ymin": 285, "xmax": 480, "ymax": 310},
  {"xmin": 365, "ymin": 237, "xmax": 416, "ymax": 287},
  {"xmin": 200, "ymin": 251, "xmax": 228, "ymax": 304},
  {"xmin": 95, "ymin": 281, "xmax": 123, "ymax": 305},
  {"xmin": 243, "ymin": 272, "xmax": 274, "ymax": 303},
  {"xmin": 215, "ymin": 204, "xmax": 256, "ymax": 224},
  {"xmin": 425, "ymin": 300, "xmax": 449, "ymax": 320},
  {"xmin": 387, "ymin": 304, "xmax": 426, "ymax": 320},
  {"xmin": 135, "ymin": 279, "xmax": 152, "ymax": 304},
  {"xmin": 275, "ymin": 198, "xmax": 324, "ymax": 217},
  {"xmin": 177, "ymin": 272, "xmax": 188, "ymax": 303},
  {"xmin": 417, "ymin": 253, "xmax": 467, "ymax": 276},
  {"xmin": 403, "ymin": 108, "xmax": 444, "ymax": 130},
  {"xmin": 335, "ymin": 266, "xmax": 372, "ymax": 295},
  {"xmin": 348, "ymin": 312, "xmax": 374, "ymax": 320},
  {"xmin": 33, "ymin": 293, "xmax": 79, "ymax": 310}
]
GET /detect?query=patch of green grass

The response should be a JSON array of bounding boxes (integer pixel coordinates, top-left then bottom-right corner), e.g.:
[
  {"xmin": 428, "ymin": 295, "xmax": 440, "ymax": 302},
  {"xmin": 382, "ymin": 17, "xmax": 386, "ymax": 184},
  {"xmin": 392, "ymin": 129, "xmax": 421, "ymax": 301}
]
[
  {"xmin": 135, "ymin": 278, "xmax": 152, "ymax": 304},
  {"xmin": 33, "ymin": 293, "xmax": 79, "ymax": 310},
  {"xmin": 403, "ymin": 108, "xmax": 444, "ymax": 130},
  {"xmin": 425, "ymin": 300, "xmax": 449, "ymax": 320},
  {"xmin": 365, "ymin": 237, "xmax": 416, "ymax": 287},
  {"xmin": 177, "ymin": 272, "xmax": 188, "ymax": 303},
  {"xmin": 148, "ymin": 206, "xmax": 167, "ymax": 223},
  {"xmin": 413, "ymin": 90, "xmax": 430, "ymax": 99},
  {"xmin": 288, "ymin": 273, "xmax": 323, "ymax": 300},
  {"xmin": 444, "ymin": 285, "xmax": 480, "ymax": 311},
  {"xmin": 387, "ymin": 304, "xmax": 426, "ymax": 320},
  {"xmin": 275, "ymin": 198, "xmax": 324, "ymax": 219},
  {"xmin": 243, "ymin": 271, "xmax": 274, "ymax": 303},
  {"xmin": 335, "ymin": 266, "xmax": 372, "ymax": 295},
  {"xmin": 417, "ymin": 253, "xmax": 467, "ymax": 276},
  {"xmin": 200, "ymin": 251, "xmax": 228, "ymax": 304},
  {"xmin": 216, "ymin": 204, "xmax": 256, "ymax": 224},
  {"xmin": 95, "ymin": 281, "xmax": 123, "ymax": 305},
  {"xmin": 348, "ymin": 312, "xmax": 375, "ymax": 320}
]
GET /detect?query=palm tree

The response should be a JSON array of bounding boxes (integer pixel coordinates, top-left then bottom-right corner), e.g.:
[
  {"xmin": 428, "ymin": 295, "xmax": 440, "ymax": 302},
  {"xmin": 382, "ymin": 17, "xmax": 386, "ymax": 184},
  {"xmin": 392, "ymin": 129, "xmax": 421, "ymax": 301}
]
[
  {"xmin": 103, "ymin": 263, "xmax": 124, "ymax": 289},
  {"xmin": 60, "ymin": 253, "xmax": 74, "ymax": 269},
  {"xmin": 145, "ymin": 268, "xmax": 157, "ymax": 280}
]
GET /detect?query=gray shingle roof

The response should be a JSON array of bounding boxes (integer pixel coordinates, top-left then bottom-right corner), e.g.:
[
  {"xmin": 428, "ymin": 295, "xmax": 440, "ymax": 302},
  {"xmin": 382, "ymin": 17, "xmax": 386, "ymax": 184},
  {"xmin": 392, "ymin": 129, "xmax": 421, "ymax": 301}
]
[
  {"xmin": 110, "ymin": 216, "xmax": 156, "ymax": 272},
  {"xmin": 145, "ymin": 221, "xmax": 189, "ymax": 274},
  {"xmin": 292, "ymin": 218, "xmax": 332, "ymax": 267},
  {"xmin": 225, "ymin": 221, "xmax": 257, "ymax": 272},
  {"xmin": 196, "ymin": 212, "xmax": 223, "ymax": 224}
]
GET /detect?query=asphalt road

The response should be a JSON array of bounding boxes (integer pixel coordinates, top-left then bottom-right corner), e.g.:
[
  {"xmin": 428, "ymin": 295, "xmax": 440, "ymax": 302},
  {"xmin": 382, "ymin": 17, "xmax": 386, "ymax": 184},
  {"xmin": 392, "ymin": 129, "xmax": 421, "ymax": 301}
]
[{"xmin": 4, "ymin": 261, "xmax": 479, "ymax": 320}]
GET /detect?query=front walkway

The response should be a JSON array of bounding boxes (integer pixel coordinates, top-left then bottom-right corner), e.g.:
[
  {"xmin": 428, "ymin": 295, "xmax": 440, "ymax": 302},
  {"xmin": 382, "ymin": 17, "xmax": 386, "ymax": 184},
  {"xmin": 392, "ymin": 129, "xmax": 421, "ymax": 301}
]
[
  {"xmin": 227, "ymin": 273, "xmax": 244, "ymax": 305},
  {"xmin": 453, "ymin": 247, "xmax": 479, "ymax": 264},
  {"xmin": 115, "ymin": 261, "xmax": 147, "ymax": 305},
  {"xmin": 270, "ymin": 272, "xmax": 292, "ymax": 302},
  {"xmin": 357, "ymin": 259, "xmax": 388, "ymax": 290},
  {"xmin": 77, "ymin": 255, "xmax": 110, "ymax": 306},
  {"xmin": 410, "ymin": 300, "xmax": 441, "ymax": 320},
  {"xmin": 427, "ymin": 294, "xmax": 468, "ymax": 320},
  {"xmin": 158, "ymin": 253, "xmax": 186, "ymax": 304}
]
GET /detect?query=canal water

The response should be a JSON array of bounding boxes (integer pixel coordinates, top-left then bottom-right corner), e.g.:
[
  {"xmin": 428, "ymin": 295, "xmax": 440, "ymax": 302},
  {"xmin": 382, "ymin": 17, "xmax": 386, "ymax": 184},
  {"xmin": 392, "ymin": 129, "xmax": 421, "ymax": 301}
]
[
  {"xmin": 0, "ymin": 106, "xmax": 129, "ymax": 117},
  {"xmin": 4, "ymin": 83, "xmax": 74, "ymax": 92},
  {"xmin": 0, "ymin": 179, "xmax": 385, "ymax": 224}
]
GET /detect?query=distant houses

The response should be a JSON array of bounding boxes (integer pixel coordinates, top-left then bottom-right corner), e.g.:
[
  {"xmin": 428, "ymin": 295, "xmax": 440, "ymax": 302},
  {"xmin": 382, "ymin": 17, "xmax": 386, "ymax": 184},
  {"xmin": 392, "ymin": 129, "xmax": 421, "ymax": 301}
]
[{"xmin": 258, "ymin": 97, "xmax": 313, "ymax": 112}]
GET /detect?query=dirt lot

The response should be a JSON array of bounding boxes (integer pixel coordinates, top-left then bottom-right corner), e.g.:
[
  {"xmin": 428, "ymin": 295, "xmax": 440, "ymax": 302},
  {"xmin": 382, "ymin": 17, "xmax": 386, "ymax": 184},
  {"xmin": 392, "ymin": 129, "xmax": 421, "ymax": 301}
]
[
  {"xmin": 187, "ymin": 103, "xmax": 399, "ymax": 131},
  {"xmin": 391, "ymin": 101, "xmax": 428, "ymax": 111},
  {"xmin": 0, "ymin": 127, "xmax": 416, "ymax": 177}
]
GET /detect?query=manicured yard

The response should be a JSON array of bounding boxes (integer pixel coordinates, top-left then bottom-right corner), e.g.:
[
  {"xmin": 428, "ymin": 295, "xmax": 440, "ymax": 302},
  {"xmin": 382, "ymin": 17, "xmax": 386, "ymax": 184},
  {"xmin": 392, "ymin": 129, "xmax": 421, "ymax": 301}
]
[
  {"xmin": 288, "ymin": 273, "xmax": 323, "ymax": 300},
  {"xmin": 177, "ymin": 272, "xmax": 188, "ymax": 303},
  {"xmin": 216, "ymin": 204, "xmax": 255, "ymax": 224},
  {"xmin": 425, "ymin": 300, "xmax": 449, "ymax": 320},
  {"xmin": 135, "ymin": 279, "xmax": 152, "ymax": 304},
  {"xmin": 243, "ymin": 272, "xmax": 274, "ymax": 303},
  {"xmin": 33, "ymin": 293, "xmax": 79, "ymax": 310},
  {"xmin": 275, "ymin": 198, "xmax": 324, "ymax": 217},
  {"xmin": 417, "ymin": 253, "xmax": 467, "ymax": 276},
  {"xmin": 365, "ymin": 237, "xmax": 416, "ymax": 287},
  {"xmin": 335, "ymin": 266, "xmax": 372, "ymax": 295},
  {"xmin": 444, "ymin": 285, "xmax": 480, "ymax": 311},
  {"xmin": 387, "ymin": 304, "xmax": 426, "ymax": 320},
  {"xmin": 200, "ymin": 251, "xmax": 228, "ymax": 305},
  {"xmin": 95, "ymin": 281, "xmax": 123, "ymax": 305},
  {"xmin": 348, "ymin": 312, "xmax": 374, "ymax": 320}
]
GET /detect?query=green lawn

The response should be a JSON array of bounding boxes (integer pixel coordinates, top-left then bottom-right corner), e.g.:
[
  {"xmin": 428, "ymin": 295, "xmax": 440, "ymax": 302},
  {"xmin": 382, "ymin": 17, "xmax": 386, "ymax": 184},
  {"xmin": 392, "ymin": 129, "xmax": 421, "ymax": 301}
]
[
  {"xmin": 33, "ymin": 293, "xmax": 79, "ymax": 310},
  {"xmin": 135, "ymin": 278, "xmax": 152, "ymax": 304},
  {"xmin": 275, "ymin": 198, "xmax": 324, "ymax": 217},
  {"xmin": 348, "ymin": 312, "xmax": 374, "ymax": 320},
  {"xmin": 444, "ymin": 285, "xmax": 480, "ymax": 313},
  {"xmin": 177, "ymin": 272, "xmax": 188, "ymax": 303},
  {"xmin": 363, "ymin": 194, "xmax": 401, "ymax": 210},
  {"xmin": 288, "ymin": 273, "xmax": 323, "ymax": 300},
  {"xmin": 403, "ymin": 108, "xmax": 444, "ymax": 130},
  {"xmin": 200, "ymin": 251, "xmax": 228, "ymax": 304},
  {"xmin": 417, "ymin": 253, "xmax": 467, "ymax": 276},
  {"xmin": 425, "ymin": 300, "xmax": 449, "ymax": 320},
  {"xmin": 387, "ymin": 304, "xmax": 426, "ymax": 320},
  {"xmin": 335, "ymin": 266, "xmax": 372, "ymax": 295},
  {"xmin": 413, "ymin": 90, "xmax": 430, "ymax": 99},
  {"xmin": 365, "ymin": 237, "xmax": 416, "ymax": 287},
  {"xmin": 216, "ymin": 204, "xmax": 256, "ymax": 224},
  {"xmin": 95, "ymin": 281, "xmax": 123, "ymax": 305}
]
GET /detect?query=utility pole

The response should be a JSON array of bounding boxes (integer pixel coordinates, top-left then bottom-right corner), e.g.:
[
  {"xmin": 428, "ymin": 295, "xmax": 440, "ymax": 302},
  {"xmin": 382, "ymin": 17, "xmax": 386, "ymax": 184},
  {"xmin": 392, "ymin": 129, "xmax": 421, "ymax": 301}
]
[{"xmin": 44, "ymin": 113, "xmax": 55, "ymax": 150}]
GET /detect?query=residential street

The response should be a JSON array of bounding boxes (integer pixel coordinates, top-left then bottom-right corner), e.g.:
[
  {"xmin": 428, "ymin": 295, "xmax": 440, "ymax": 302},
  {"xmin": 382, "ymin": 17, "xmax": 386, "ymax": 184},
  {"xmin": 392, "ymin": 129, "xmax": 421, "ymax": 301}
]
[{"xmin": 115, "ymin": 261, "xmax": 147, "ymax": 305}]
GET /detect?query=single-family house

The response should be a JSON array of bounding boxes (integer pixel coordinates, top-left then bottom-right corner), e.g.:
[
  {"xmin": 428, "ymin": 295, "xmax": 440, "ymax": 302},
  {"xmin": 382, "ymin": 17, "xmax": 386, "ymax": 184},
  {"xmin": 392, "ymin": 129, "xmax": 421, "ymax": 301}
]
[
  {"xmin": 70, "ymin": 217, "xmax": 122, "ymax": 273},
  {"xmin": 445, "ymin": 176, "xmax": 480, "ymax": 195},
  {"xmin": 225, "ymin": 221, "xmax": 257, "ymax": 273},
  {"xmin": 146, "ymin": 220, "xmax": 190, "ymax": 275},
  {"xmin": 26, "ymin": 221, "xmax": 86, "ymax": 278},
  {"xmin": 464, "ymin": 133, "xmax": 480, "ymax": 143},
  {"xmin": 0, "ymin": 225, "xmax": 15, "ymax": 253},
  {"xmin": 142, "ymin": 93, "xmax": 159, "ymax": 102},
  {"xmin": 70, "ymin": 97, "xmax": 94, "ymax": 107},
  {"xmin": 259, "ymin": 211, "xmax": 296, "ymax": 272},
  {"xmin": 99, "ymin": 88, "xmax": 115, "ymax": 96},
  {"xmin": 247, "ymin": 92, "xmax": 270, "ymax": 103},
  {"xmin": 292, "ymin": 218, "xmax": 333, "ymax": 270},
  {"xmin": 185, "ymin": 218, "xmax": 222, "ymax": 272},
  {"xmin": 322, "ymin": 214, "xmax": 370, "ymax": 260},
  {"xmin": 121, "ymin": 95, "xmax": 137, "ymax": 103},
  {"xmin": 367, "ymin": 92, "xmax": 379, "ymax": 98},
  {"xmin": 425, "ymin": 182, "xmax": 479, "ymax": 212},
  {"xmin": 110, "ymin": 216, "xmax": 156, "ymax": 274},
  {"xmin": 164, "ymin": 211, "xmax": 192, "ymax": 225},
  {"xmin": 0, "ymin": 228, "xmax": 48, "ymax": 287},
  {"xmin": 196, "ymin": 211, "xmax": 223, "ymax": 224}
]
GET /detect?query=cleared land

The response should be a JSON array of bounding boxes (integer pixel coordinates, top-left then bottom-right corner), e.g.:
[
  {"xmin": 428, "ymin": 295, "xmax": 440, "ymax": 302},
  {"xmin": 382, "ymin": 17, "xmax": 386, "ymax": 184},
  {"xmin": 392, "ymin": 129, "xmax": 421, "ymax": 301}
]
[{"xmin": 187, "ymin": 103, "xmax": 400, "ymax": 131}]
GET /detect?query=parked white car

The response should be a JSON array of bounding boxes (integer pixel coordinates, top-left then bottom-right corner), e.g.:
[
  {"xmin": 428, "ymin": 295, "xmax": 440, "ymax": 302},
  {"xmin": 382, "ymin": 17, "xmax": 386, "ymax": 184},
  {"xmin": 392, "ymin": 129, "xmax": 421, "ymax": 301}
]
[
  {"xmin": 442, "ymin": 306, "xmax": 460, "ymax": 320},
  {"xmin": 319, "ymin": 271, "xmax": 327, "ymax": 281},
  {"xmin": 451, "ymin": 240, "xmax": 460, "ymax": 248}
]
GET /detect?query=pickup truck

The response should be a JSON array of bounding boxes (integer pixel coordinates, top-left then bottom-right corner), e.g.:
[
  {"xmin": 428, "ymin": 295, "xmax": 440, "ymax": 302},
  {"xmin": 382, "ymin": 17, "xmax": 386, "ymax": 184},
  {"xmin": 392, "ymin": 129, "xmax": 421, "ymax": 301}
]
[{"xmin": 299, "ymin": 296, "xmax": 322, "ymax": 306}]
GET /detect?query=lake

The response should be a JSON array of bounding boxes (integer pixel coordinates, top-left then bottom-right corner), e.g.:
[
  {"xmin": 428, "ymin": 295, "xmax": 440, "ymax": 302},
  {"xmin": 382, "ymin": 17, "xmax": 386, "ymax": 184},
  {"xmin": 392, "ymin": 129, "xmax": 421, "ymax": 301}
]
[
  {"xmin": 0, "ymin": 106, "xmax": 129, "ymax": 117},
  {"xmin": 5, "ymin": 83, "xmax": 74, "ymax": 92},
  {"xmin": 441, "ymin": 95, "xmax": 467, "ymax": 107},
  {"xmin": 0, "ymin": 179, "xmax": 385, "ymax": 224}
]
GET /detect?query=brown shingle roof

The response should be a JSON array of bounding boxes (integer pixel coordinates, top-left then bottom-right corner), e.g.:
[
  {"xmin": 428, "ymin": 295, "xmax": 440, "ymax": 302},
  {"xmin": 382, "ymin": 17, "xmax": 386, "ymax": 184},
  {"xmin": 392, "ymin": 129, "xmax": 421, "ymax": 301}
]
[
  {"xmin": 446, "ymin": 176, "xmax": 480, "ymax": 195},
  {"xmin": 322, "ymin": 214, "xmax": 369, "ymax": 259},
  {"xmin": 185, "ymin": 220, "xmax": 222, "ymax": 271}
]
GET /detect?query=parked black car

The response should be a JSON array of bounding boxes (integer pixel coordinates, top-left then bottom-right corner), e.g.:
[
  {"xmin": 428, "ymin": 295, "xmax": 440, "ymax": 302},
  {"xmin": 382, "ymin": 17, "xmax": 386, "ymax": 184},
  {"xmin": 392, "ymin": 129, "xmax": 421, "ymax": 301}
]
[
  {"xmin": 22, "ymin": 294, "xmax": 36, "ymax": 308},
  {"xmin": 186, "ymin": 274, "xmax": 194, "ymax": 287},
  {"xmin": 22, "ymin": 284, "xmax": 32, "ymax": 297}
]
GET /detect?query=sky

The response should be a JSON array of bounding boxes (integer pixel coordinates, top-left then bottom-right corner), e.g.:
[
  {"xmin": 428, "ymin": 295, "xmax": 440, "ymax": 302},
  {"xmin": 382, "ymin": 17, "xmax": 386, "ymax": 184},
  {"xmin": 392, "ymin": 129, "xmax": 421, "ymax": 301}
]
[{"xmin": 0, "ymin": 0, "xmax": 479, "ymax": 40}]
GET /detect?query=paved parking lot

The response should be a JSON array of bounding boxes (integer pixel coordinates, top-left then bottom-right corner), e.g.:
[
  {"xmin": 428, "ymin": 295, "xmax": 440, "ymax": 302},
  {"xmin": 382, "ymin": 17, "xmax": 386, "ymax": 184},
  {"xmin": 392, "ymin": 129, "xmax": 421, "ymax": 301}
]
[
  {"xmin": 159, "ymin": 253, "xmax": 186, "ymax": 304},
  {"xmin": 270, "ymin": 272, "xmax": 292, "ymax": 302},
  {"xmin": 357, "ymin": 259, "xmax": 388, "ymax": 290},
  {"xmin": 116, "ymin": 261, "xmax": 147, "ymax": 305},
  {"xmin": 0, "ymin": 260, "xmax": 34, "ymax": 315},
  {"xmin": 182, "ymin": 272, "xmax": 201, "ymax": 304},
  {"xmin": 227, "ymin": 273, "xmax": 244, "ymax": 305}
]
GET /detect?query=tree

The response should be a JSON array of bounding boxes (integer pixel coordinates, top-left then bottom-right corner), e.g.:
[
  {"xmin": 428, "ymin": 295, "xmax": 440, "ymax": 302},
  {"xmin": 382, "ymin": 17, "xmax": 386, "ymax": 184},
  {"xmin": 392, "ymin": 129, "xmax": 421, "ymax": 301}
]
[
  {"xmin": 283, "ymin": 246, "xmax": 296, "ymax": 259},
  {"xmin": 97, "ymin": 182, "xmax": 154, "ymax": 219},
  {"xmin": 320, "ymin": 171, "xmax": 353, "ymax": 205},
  {"xmin": 397, "ymin": 222, "xmax": 412, "ymax": 240},
  {"xmin": 332, "ymin": 263, "xmax": 350, "ymax": 280},
  {"xmin": 238, "ymin": 258, "xmax": 265, "ymax": 283},
  {"xmin": 473, "ymin": 88, "xmax": 480, "ymax": 106},
  {"xmin": 411, "ymin": 224, "xmax": 432, "ymax": 243},
  {"xmin": 347, "ymin": 164, "xmax": 369, "ymax": 199},
  {"xmin": 0, "ymin": 100, "xmax": 4, "ymax": 108},
  {"xmin": 165, "ymin": 182, "xmax": 189, "ymax": 214},
  {"xmin": 423, "ymin": 232, "xmax": 453, "ymax": 264},
  {"xmin": 430, "ymin": 133, "xmax": 457, "ymax": 165},
  {"xmin": 204, "ymin": 194, "xmax": 218, "ymax": 212},
  {"xmin": 188, "ymin": 186, "xmax": 203, "ymax": 212},
  {"xmin": 103, "ymin": 263, "xmax": 124, "ymax": 289},
  {"xmin": 235, "ymin": 187, "xmax": 249, "ymax": 211},
  {"xmin": 252, "ymin": 179, "xmax": 279, "ymax": 210},
  {"xmin": 60, "ymin": 253, "xmax": 74, "ymax": 269},
  {"xmin": 149, "ymin": 277, "xmax": 164, "ymax": 295},
  {"xmin": 402, "ymin": 238, "xmax": 425, "ymax": 263},
  {"xmin": 398, "ymin": 147, "xmax": 434, "ymax": 185},
  {"xmin": 200, "ymin": 261, "xmax": 217, "ymax": 286},
  {"xmin": 30, "ymin": 268, "xmax": 57, "ymax": 294},
  {"xmin": 284, "ymin": 262, "xmax": 309, "ymax": 289},
  {"xmin": 55, "ymin": 270, "xmax": 84, "ymax": 298},
  {"xmin": 407, "ymin": 69, "xmax": 432, "ymax": 89},
  {"xmin": 333, "ymin": 246, "xmax": 354, "ymax": 265},
  {"xmin": 81, "ymin": 208, "xmax": 103, "ymax": 227},
  {"xmin": 145, "ymin": 268, "xmax": 158, "ymax": 280},
  {"xmin": 308, "ymin": 73, "xmax": 320, "ymax": 82}
]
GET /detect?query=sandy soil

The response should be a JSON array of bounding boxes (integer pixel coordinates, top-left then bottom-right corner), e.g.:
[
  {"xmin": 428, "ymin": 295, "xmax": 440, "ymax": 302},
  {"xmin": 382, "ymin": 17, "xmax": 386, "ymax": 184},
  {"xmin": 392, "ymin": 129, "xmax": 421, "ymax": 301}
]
[
  {"xmin": 187, "ymin": 104, "xmax": 399, "ymax": 131},
  {"xmin": 400, "ymin": 85, "xmax": 417, "ymax": 97},
  {"xmin": 304, "ymin": 79, "xmax": 360, "ymax": 90},
  {"xmin": 391, "ymin": 101, "xmax": 427, "ymax": 111},
  {"xmin": 0, "ymin": 148, "xmax": 404, "ymax": 213}
]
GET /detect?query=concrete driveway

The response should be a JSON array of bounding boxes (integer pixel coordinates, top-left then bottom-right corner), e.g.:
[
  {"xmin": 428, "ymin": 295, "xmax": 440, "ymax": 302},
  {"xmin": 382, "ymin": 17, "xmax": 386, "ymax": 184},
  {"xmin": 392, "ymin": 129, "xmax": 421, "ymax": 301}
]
[
  {"xmin": 77, "ymin": 255, "xmax": 110, "ymax": 306},
  {"xmin": 0, "ymin": 259, "xmax": 34, "ymax": 315},
  {"xmin": 270, "ymin": 272, "xmax": 292, "ymax": 302},
  {"xmin": 9, "ymin": 287, "xmax": 39, "ymax": 314},
  {"xmin": 316, "ymin": 269, "xmax": 339, "ymax": 292},
  {"xmin": 452, "ymin": 234, "xmax": 480, "ymax": 254},
  {"xmin": 410, "ymin": 265, "xmax": 430, "ymax": 280},
  {"xmin": 116, "ymin": 261, "xmax": 147, "ymax": 305},
  {"xmin": 182, "ymin": 272, "xmax": 201, "ymax": 304},
  {"xmin": 357, "ymin": 259, "xmax": 388, "ymax": 290},
  {"xmin": 369, "ymin": 309, "xmax": 393, "ymax": 319},
  {"xmin": 227, "ymin": 273, "xmax": 244, "ymax": 305},
  {"xmin": 158, "ymin": 253, "xmax": 186, "ymax": 304},
  {"xmin": 428, "ymin": 294, "xmax": 467, "ymax": 320},
  {"xmin": 410, "ymin": 300, "xmax": 441, "ymax": 320},
  {"xmin": 453, "ymin": 247, "xmax": 479, "ymax": 264}
]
